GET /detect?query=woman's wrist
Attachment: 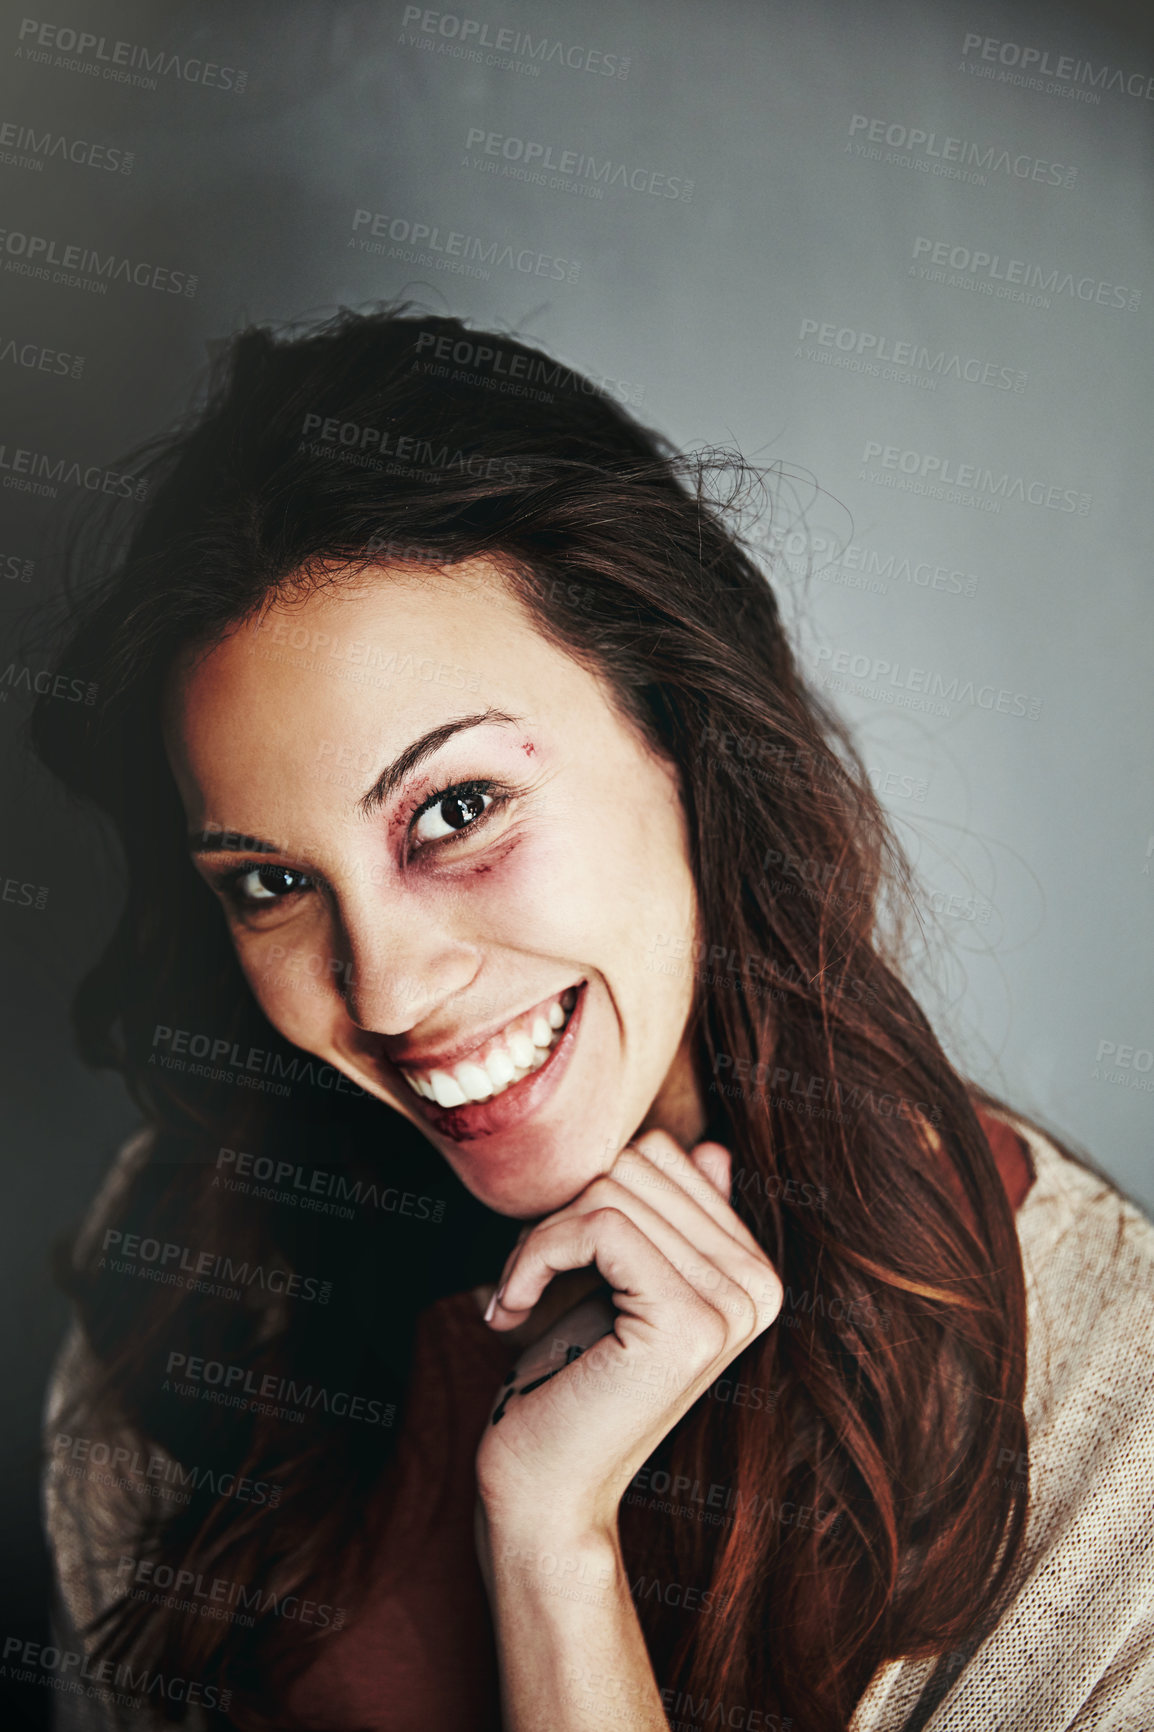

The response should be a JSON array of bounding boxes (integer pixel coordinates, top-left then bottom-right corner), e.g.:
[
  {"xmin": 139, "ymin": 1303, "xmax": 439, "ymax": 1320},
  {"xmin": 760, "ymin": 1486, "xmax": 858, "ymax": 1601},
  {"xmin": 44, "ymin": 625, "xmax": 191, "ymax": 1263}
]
[
  {"xmin": 478, "ymin": 1508, "xmax": 669, "ymax": 1732},
  {"xmin": 477, "ymin": 1497, "xmax": 620, "ymax": 1593}
]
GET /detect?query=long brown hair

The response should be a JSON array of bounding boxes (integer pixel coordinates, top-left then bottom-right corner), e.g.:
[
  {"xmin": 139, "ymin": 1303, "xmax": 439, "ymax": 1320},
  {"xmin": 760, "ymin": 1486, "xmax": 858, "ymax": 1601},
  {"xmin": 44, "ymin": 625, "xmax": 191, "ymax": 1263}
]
[{"xmin": 34, "ymin": 307, "xmax": 1029, "ymax": 1730}]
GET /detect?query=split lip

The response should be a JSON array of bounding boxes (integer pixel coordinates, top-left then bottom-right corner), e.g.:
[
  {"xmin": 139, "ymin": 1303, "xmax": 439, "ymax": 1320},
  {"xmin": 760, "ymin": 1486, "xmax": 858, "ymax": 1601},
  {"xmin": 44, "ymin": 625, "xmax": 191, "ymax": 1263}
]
[{"xmin": 382, "ymin": 980, "xmax": 585, "ymax": 1074}]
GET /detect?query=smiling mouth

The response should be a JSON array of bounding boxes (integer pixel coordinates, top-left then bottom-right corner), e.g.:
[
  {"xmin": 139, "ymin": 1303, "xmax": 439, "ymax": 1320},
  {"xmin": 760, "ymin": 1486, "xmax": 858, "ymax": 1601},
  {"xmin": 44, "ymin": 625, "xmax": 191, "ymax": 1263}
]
[{"xmin": 392, "ymin": 985, "xmax": 580, "ymax": 1109}]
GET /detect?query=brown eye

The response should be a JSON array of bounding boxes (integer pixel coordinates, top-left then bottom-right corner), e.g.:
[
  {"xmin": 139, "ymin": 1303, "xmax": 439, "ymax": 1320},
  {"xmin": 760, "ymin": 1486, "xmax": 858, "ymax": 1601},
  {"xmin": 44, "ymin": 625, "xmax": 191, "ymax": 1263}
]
[
  {"xmin": 413, "ymin": 788, "xmax": 493, "ymax": 843},
  {"xmin": 232, "ymin": 865, "xmax": 313, "ymax": 905}
]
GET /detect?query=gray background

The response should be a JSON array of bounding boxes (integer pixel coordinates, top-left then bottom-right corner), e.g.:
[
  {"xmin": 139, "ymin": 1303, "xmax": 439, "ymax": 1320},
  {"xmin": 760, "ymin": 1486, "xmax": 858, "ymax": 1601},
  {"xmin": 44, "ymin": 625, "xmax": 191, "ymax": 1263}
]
[{"xmin": 1, "ymin": 0, "xmax": 1151, "ymax": 1706}]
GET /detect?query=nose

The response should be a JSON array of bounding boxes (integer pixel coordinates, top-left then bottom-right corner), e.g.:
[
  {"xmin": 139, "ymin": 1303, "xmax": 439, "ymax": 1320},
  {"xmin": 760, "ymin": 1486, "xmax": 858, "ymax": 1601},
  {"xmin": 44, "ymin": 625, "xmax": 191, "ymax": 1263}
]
[{"xmin": 333, "ymin": 888, "xmax": 480, "ymax": 1036}]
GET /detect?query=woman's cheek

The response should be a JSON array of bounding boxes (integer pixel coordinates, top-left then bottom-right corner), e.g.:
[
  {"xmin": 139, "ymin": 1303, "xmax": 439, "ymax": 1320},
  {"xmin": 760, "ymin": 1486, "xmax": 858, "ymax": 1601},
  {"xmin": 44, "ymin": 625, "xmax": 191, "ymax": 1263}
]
[
  {"xmin": 236, "ymin": 929, "xmax": 340, "ymax": 1051},
  {"xmin": 485, "ymin": 821, "xmax": 606, "ymax": 949}
]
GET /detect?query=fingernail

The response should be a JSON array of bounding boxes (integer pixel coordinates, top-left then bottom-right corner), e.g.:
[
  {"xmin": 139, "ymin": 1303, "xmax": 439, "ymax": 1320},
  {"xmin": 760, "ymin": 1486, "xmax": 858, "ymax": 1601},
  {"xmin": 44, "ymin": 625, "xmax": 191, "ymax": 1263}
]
[{"xmin": 483, "ymin": 1289, "xmax": 498, "ymax": 1324}]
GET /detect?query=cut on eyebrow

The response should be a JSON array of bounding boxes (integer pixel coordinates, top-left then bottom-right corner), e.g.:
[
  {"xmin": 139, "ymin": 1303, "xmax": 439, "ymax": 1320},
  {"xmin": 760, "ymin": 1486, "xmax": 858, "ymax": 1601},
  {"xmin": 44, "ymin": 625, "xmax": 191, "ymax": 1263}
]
[{"xmin": 357, "ymin": 708, "xmax": 524, "ymax": 818}]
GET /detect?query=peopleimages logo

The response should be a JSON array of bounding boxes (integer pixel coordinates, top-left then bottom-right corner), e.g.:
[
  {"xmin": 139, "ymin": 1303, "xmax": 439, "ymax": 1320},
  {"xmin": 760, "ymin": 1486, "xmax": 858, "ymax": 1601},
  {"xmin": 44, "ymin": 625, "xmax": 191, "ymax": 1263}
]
[
  {"xmin": 51, "ymin": 1432, "xmax": 282, "ymax": 1508},
  {"xmin": 349, "ymin": 208, "xmax": 581, "ymax": 284},
  {"xmin": 149, "ymin": 1023, "xmax": 366, "ymax": 1098},
  {"xmin": 299, "ymin": 411, "xmax": 531, "ymax": 483},
  {"xmin": 463, "ymin": 128, "xmax": 694, "ymax": 200},
  {"xmin": 116, "ymin": 1555, "xmax": 344, "ymax": 1630},
  {"xmin": 398, "ymin": 8, "xmax": 630, "ymax": 79},
  {"xmin": 842, "ymin": 113, "xmax": 1074, "ymax": 186},
  {"xmin": 1, "ymin": 1636, "xmax": 230, "ymax": 1713},
  {"xmin": 0, "ymin": 548, "xmax": 34, "ymax": 581},
  {"xmin": 797, "ymin": 318, "xmax": 1025, "ymax": 393},
  {"xmin": 960, "ymin": 32, "xmax": 1154, "ymax": 101},
  {"xmin": 860, "ymin": 439, "xmax": 1091, "ymax": 516},
  {"xmin": 753, "ymin": 523, "xmax": 980, "ymax": 600},
  {"xmin": 0, "ymin": 334, "xmax": 84, "ymax": 378},
  {"xmin": 1092, "ymin": 1039, "xmax": 1154, "ymax": 1093},
  {"xmin": 0, "ymin": 116, "xmax": 133, "ymax": 173},
  {"xmin": 99, "ymin": 1228, "xmax": 333, "ymax": 1305},
  {"xmin": 411, "ymin": 330, "xmax": 645, "ymax": 408},
  {"xmin": 15, "ymin": 19, "xmax": 247, "ymax": 93},
  {"xmin": 164, "ymin": 1350, "xmax": 397, "ymax": 1428},
  {"xmin": 822, "ymin": 541, "xmax": 977, "ymax": 598},
  {"xmin": 910, "ymin": 237, "xmax": 1140, "ymax": 311},
  {"xmin": 814, "ymin": 644, "xmax": 1042, "ymax": 721},
  {"xmin": 0, "ymin": 225, "xmax": 197, "ymax": 296},
  {"xmin": 1, "ymin": 871, "xmax": 48, "ymax": 909},
  {"xmin": 0, "ymin": 661, "xmax": 95, "ymax": 704},
  {"xmin": 0, "ymin": 438, "xmax": 147, "ymax": 501},
  {"xmin": 214, "ymin": 1146, "xmax": 448, "ymax": 1225}
]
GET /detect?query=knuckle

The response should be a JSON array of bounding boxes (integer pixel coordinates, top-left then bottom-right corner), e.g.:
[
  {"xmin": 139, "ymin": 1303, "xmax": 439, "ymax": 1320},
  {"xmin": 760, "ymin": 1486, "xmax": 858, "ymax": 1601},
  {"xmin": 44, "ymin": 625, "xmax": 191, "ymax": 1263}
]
[
  {"xmin": 631, "ymin": 1128, "xmax": 675, "ymax": 1160},
  {"xmin": 727, "ymin": 1288, "xmax": 760, "ymax": 1336},
  {"xmin": 755, "ymin": 1264, "xmax": 784, "ymax": 1321},
  {"xmin": 584, "ymin": 1174, "xmax": 621, "ymax": 1209},
  {"xmin": 745, "ymin": 1256, "xmax": 783, "ymax": 1312},
  {"xmin": 681, "ymin": 1299, "xmax": 729, "ymax": 1364},
  {"xmin": 611, "ymin": 1145, "xmax": 648, "ymax": 1181}
]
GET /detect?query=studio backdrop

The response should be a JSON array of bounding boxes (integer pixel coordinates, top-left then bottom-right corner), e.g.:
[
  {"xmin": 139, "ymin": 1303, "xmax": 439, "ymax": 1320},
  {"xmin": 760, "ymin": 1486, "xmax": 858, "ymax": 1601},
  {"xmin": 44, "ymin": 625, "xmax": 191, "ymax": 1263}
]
[{"xmin": 1, "ymin": 0, "xmax": 1151, "ymax": 1721}]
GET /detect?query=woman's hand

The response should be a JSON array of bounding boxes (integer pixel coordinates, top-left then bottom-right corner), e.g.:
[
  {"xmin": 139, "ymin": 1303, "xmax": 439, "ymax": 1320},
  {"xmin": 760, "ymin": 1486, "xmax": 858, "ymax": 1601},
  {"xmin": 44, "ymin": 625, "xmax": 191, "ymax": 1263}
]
[{"xmin": 474, "ymin": 1128, "xmax": 783, "ymax": 1544}]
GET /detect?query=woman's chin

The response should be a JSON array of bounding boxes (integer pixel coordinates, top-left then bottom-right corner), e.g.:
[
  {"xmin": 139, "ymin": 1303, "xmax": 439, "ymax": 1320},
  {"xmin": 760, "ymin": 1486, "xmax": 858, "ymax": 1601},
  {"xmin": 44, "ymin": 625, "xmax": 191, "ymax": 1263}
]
[{"xmin": 438, "ymin": 1130, "xmax": 610, "ymax": 1220}]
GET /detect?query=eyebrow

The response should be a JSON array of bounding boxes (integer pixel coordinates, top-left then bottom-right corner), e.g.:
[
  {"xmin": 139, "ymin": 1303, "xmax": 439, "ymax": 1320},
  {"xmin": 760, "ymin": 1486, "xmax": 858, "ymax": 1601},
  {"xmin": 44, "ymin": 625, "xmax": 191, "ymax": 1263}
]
[
  {"xmin": 188, "ymin": 708, "xmax": 524, "ymax": 855},
  {"xmin": 357, "ymin": 708, "xmax": 523, "ymax": 817}
]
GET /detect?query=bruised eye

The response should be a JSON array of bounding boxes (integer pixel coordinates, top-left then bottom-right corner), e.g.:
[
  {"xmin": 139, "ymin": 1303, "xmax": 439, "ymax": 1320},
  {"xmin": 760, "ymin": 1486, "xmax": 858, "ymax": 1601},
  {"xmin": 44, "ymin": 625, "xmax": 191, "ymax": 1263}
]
[
  {"xmin": 229, "ymin": 865, "xmax": 314, "ymax": 906},
  {"xmin": 412, "ymin": 784, "xmax": 494, "ymax": 844}
]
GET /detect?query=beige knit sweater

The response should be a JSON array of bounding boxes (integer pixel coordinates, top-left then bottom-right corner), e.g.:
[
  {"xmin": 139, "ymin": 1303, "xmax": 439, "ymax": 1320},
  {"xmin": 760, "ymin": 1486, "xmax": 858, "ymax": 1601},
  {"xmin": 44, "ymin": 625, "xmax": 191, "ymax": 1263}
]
[{"xmin": 42, "ymin": 1116, "xmax": 1154, "ymax": 1730}]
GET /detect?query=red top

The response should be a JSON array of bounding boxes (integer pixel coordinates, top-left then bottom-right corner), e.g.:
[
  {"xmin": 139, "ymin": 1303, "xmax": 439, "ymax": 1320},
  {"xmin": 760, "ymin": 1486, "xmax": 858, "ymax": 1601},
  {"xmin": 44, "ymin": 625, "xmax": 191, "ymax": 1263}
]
[
  {"xmin": 240, "ymin": 1112, "xmax": 1032, "ymax": 1732},
  {"xmin": 265, "ymin": 1291, "xmax": 518, "ymax": 1732}
]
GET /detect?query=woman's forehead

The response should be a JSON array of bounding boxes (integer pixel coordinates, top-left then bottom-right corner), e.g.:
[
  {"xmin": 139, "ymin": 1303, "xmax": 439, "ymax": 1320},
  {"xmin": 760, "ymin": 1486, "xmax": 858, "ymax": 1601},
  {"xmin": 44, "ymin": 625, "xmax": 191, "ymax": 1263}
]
[
  {"xmin": 168, "ymin": 560, "xmax": 530, "ymax": 710},
  {"xmin": 161, "ymin": 562, "xmax": 596, "ymax": 823}
]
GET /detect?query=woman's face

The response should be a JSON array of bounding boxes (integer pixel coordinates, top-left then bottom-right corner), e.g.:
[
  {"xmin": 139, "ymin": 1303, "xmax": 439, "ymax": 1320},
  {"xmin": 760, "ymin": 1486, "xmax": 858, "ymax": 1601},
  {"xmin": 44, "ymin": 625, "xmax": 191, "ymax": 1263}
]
[{"xmin": 165, "ymin": 560, "xmax": 703, "ymax": 1218}]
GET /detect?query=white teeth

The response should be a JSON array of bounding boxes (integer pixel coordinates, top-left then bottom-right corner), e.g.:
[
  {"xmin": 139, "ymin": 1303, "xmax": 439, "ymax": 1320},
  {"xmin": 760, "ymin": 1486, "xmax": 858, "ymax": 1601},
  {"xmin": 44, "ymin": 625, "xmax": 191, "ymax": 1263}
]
[
  {"xmin": 398, "ymin": 986, "xmax": 581, "ymax": 1108},
  {"xmin": 509, "ymin": 1031, "xmax": 536, "ymax": 1068},
  {"xmin": 456, "ymin": 1061, "xmax": 494, "ymax": 1102},
  {"xmin": 429, "ymin": 1069, "xmax": 467, "ymax": 1108},
  {"xmin": 485, "ymin": 1049, "xmax": 516, "ymax": 1089}
]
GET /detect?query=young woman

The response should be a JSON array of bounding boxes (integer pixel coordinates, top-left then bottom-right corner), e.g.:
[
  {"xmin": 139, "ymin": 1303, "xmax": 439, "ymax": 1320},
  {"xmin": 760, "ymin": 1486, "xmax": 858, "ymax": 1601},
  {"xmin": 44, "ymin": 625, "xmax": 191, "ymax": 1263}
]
[{"xmin": 36, "ymin": 309, "xmax": 1154, "ymax": 1732}]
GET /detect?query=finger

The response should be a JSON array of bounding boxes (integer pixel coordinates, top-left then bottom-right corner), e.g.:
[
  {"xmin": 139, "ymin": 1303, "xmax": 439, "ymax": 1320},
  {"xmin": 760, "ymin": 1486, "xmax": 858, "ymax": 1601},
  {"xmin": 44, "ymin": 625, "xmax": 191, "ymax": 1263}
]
[
  {"xmin": 495, "ymin": 1173, "xmax": 781, "ymax": 1338},
  {"xmin": 494, "ymin": 1222, "xmax": 533, "ymax": 1293},
  {"xmin": 484, "ymin": 1214, "xmax": 751, "ymax": 1454},
  {"xmin": 689, "ymin": 1141, "xmax": 731, "ymax": 1199},
  {"xmin": 597, "ymin": 1164, "xmax": 783, "ymax": 1323},
  {"xmin": 492, "ymin": 1207, "xmax": 748, "ymax": 1386},
  {"xmin": 551, "ymin": 1135, "xmax": 776, "ymax": 1312},
  {"xmin": 623, "ymin": 1130, "xmax": 765, "ymax": 1260}
]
